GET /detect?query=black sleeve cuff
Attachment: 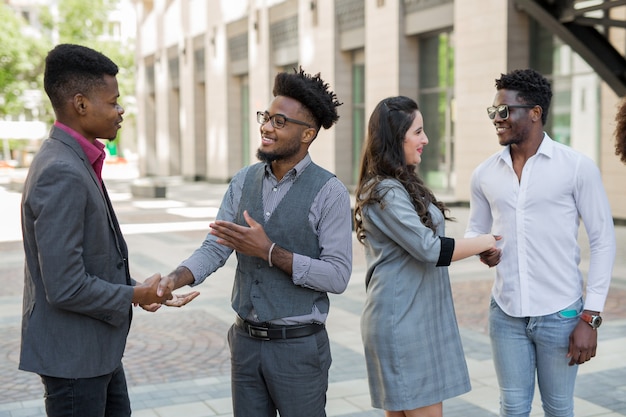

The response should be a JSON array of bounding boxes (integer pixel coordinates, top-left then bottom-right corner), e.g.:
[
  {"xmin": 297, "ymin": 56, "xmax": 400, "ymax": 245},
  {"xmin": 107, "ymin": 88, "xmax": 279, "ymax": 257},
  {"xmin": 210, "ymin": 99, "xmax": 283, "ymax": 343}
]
[{"xmin": 436, "ymin": 236, "xmax": 455, "ymax": 267}]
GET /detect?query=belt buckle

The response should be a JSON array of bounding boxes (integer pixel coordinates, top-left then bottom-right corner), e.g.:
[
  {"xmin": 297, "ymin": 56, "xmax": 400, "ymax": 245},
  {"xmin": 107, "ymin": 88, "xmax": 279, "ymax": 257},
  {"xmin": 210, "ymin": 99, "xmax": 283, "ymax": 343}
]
[{"xmin": 247, "ymin": 324, "xmax": 270, "ymax": 340}]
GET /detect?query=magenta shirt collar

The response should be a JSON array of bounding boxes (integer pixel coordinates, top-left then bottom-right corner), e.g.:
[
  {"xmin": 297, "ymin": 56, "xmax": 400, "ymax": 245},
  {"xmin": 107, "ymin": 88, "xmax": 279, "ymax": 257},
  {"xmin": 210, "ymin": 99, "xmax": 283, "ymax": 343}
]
[{"xmin": 54, "ymin": 121, "xmax": 106, "ymax": 182}]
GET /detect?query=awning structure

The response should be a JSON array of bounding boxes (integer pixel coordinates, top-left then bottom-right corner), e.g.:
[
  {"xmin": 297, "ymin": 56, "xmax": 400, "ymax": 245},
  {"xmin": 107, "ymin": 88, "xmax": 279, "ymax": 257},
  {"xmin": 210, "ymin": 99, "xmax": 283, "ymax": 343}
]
[{"xmin": 516, "ymin": 0, "xmax": 626, "ymax": 97}]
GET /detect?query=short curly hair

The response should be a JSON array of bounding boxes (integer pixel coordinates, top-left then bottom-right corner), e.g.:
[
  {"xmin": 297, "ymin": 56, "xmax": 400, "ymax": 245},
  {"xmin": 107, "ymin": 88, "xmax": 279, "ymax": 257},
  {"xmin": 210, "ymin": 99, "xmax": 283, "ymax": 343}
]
[
  {"xmin": 272, "ymin": 67, "xmax": 342, "ymax": 130},
  {"xmin": 495, "ymin": 69, "xmax": 552, "ymax": 125},
  {"xmin": 614, "ymin": 98, "xmax": 626, "ymax": 164},
  {"xmin": 44, "ymin": 44, "xmax": 118, "ymax": 111}
]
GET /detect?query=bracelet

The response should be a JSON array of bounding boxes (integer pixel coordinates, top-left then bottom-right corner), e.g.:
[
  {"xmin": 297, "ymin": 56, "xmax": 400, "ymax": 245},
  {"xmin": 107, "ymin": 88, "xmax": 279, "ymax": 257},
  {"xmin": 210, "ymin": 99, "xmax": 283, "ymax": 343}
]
[{"xmin": 268, "ymin": 242, "xmax": 276, "ymax": 267}]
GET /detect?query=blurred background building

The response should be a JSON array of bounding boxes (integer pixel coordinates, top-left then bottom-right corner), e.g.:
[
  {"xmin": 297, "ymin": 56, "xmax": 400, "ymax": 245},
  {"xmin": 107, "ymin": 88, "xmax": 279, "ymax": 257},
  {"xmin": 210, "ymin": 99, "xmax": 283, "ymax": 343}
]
[
  {"xmin": 1, "ymin": 0, "xmax": 136, "ymax": 165},
  {"xmin": 133, "ymin": 0, "xmax": 626, "ymax": 219},
  {"xmin": 4, "ymin": 0, "xmax": 626, "ymax": 219}
]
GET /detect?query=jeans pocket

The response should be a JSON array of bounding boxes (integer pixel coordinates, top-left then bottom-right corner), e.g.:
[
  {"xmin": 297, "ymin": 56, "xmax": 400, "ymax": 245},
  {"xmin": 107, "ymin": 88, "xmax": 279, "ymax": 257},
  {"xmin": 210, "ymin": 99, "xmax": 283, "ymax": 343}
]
[{"xmin": 557, "ymin": 298, "xmax": 583, "ymax": 319}]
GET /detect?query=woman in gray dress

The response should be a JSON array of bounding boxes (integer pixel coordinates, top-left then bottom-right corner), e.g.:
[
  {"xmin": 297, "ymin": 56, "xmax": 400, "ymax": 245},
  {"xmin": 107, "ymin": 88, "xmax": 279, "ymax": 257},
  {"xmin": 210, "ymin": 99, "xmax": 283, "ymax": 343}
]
[{"xmin": 354, "ymin": 96, "xmax": 500, "ymax": 417}]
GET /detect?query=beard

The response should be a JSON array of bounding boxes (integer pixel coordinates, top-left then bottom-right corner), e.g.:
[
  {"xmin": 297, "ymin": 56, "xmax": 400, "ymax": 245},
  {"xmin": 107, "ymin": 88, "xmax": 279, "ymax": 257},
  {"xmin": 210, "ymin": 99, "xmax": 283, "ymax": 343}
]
[
  {"xmin": 499, "ymin": 124, "xmax": 531, "ymax": 147},
  {"xmin": 256, "ymin": 149, "xmax": 279, "ymax": 163},
  {"xmin": 256, "ymin": 140, "xmax": 301, "ymax": 163},
  {"xmin": 499, "ymin": 135, "xmax": 522, "ymax": 147}
]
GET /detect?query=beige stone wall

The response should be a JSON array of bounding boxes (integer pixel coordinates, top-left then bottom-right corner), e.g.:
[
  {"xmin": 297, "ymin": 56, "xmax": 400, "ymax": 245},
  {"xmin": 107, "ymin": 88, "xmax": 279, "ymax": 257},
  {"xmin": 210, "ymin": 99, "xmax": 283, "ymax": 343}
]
[
  {"xmin": 601, "ymin": 84, "xmax": 626, "ymax": 219},
  {"xmin": 365, "ymin": 0, "xmax": 402, "ymax": 110},
  {"xmin": 300, "ymin": 0, "xmax": 340, "ymax": 175},
  {"xmin": 602, "ymin": 5, "xmax": 626, "ymax": 219},
  {"xmin": 134, "ymin": 0, "xmax": 626, "ymax": 219},
  {"xmin": 454, "ymin": 0, "xmax": 513, "ymax": 201}
]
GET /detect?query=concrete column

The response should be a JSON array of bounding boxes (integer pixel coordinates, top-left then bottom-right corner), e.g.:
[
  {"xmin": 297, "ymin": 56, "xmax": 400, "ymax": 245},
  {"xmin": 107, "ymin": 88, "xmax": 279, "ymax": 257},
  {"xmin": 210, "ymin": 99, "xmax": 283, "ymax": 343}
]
[
  {"xmin": 365, "ymin": 0, "xmax": 402, "ymax": 111},
  {"xmin": 301, "ymin": 0, "xmax": 339, "ymax": 173},
  {"xmin": 454, "ymin": 0, "xmax": 519, "ymax": 200}
]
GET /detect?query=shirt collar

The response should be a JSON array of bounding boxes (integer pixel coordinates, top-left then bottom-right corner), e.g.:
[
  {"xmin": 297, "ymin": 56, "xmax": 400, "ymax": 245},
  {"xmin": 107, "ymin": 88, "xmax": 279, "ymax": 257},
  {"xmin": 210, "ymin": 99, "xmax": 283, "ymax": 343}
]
[
  {"xmin": 54, "ymin": 121, "xmax": 106, "ymax": 166},
  {"xmin": 263, "ymin": 153, "xmax": 312, "ymax": 181},
  {"xmin": 54, "ymin": 121, "xmax": 106, "ymax": 183},
  {"xmin": 499, "ymin": 132, "xmax": 552, "ymax": 164}
]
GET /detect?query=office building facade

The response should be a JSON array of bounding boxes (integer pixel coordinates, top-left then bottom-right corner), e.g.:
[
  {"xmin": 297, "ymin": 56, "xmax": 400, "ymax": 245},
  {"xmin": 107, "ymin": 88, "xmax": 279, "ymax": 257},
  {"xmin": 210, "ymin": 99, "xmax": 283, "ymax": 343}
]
[{"xmin": 134, "ymin": 0, "xmax": 626, "ymax": 218}]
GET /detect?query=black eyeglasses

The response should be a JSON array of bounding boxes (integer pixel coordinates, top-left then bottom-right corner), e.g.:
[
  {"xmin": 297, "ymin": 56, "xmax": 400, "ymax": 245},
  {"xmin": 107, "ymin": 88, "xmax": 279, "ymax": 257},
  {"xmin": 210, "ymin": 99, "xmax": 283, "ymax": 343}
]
[
  {"xmin": 487, "ymin": 104, "xmax": 537, "ymax": 120},
  {"xmin": 257, "ymin": 111, "xmax": 313, "ymax": 129}
]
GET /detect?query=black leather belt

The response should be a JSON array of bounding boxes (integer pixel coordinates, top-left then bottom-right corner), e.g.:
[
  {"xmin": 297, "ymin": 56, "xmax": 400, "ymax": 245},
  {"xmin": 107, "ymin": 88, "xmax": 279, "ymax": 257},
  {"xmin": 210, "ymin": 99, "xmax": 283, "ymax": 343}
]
[{"xmin": 235, "ymin": 315, "xmax": 324, "ymax": 340}]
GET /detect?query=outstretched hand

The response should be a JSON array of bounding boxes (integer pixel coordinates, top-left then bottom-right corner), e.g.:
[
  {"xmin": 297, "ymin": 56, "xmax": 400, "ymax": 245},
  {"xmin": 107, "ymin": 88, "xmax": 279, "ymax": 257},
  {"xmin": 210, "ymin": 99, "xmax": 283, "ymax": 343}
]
[
  {"xmin": 137, "ymin": 291, "xmax": 200, "ymax": 312},
  {"xmin": 209, "ymin": 210, "xmax": 272, "ymax": 259},
  {"xmin": 132, "ymin": 271, "xmax": 199, "ymax": 311},
  {"xmin": 132, "ymin": 273, "xmax": 172, "ymax": 306},
  {"xmin": 164, "ymin": 291, "xmax": 200, "ymax": 307}
]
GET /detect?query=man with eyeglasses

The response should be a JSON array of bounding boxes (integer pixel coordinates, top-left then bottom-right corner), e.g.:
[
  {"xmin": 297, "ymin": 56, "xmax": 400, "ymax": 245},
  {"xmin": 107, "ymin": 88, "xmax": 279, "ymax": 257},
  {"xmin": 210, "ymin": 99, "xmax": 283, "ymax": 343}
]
[
  {"xmin": 157, "ymin": 67, "xmax": 352, "ymax": 417},
  {"xmin": 465, "ymin": 68, "xmax": 615, "ymax": 417}
]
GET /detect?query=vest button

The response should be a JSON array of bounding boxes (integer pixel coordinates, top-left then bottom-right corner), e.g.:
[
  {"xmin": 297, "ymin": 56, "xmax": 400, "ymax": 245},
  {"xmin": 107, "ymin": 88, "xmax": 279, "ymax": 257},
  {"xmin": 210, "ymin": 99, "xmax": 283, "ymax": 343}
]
[{"xmin": 254, "ymin": 280, "xmax": 259, "ymax": 285}]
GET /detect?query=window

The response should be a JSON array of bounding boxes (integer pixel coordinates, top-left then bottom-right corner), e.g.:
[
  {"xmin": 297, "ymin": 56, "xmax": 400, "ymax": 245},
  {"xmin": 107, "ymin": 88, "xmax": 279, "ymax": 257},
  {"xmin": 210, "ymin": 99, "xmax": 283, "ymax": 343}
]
[
  {"xmin": 352, "ymin": 63, "xmax": 365, "ymax": 183},
  {"xmin": 418, "ymin": 31, "xmax": 454, "ymax": 191},
  {"xmin": 530, "ymin": 19, "xmax": 600, "ymax": 161}
]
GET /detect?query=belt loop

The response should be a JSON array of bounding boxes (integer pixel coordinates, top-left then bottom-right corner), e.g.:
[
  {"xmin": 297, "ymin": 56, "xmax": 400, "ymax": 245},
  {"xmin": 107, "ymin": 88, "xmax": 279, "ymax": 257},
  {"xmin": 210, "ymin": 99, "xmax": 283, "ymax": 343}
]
[{"xmin": 282, "ymin": 327, "xmax": 286, "ymax": 339}]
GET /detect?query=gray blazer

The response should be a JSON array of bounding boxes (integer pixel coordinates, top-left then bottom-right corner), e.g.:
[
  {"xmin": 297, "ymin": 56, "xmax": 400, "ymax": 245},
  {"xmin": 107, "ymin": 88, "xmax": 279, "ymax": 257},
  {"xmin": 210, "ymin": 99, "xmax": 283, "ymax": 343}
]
[{"xmin": 19, "ymin": 126, "xmax": 135, "ymax": 378}]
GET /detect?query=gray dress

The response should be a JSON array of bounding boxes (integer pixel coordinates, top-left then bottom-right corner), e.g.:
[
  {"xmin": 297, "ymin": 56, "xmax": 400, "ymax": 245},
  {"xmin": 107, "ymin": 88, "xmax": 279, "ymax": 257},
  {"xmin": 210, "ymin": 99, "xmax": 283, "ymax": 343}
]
[{"xmin": 360, "ymin": 179, "xmax": 470, "ymax": 410}]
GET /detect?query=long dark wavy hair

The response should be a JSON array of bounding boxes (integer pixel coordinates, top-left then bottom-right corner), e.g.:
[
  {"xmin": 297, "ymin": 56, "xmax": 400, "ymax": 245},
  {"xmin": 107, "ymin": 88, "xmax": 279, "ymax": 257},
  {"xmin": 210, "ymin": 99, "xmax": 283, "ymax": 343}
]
[{"xmin": 354, "ymin": 96, "xmax": 451, "ymax": 243}]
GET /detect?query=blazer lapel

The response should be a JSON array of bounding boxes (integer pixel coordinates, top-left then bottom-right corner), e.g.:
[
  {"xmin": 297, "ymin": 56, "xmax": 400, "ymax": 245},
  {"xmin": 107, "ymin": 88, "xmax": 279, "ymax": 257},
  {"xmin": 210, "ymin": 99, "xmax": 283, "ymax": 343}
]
[
  {"xmin": 51, "ymin": 128, "xmax": 128, "ymax": 277},
  {"xmin": 102, "ymin": 182, "xmax": 131, "ymax": 284}
]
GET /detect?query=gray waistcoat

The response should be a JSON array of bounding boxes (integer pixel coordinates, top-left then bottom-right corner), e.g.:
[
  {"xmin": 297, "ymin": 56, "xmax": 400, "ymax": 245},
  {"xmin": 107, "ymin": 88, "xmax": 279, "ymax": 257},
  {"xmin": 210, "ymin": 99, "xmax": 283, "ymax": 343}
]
[{"xmin": 232, "ymin": 162, "xmax": 334, "ymax": 322}]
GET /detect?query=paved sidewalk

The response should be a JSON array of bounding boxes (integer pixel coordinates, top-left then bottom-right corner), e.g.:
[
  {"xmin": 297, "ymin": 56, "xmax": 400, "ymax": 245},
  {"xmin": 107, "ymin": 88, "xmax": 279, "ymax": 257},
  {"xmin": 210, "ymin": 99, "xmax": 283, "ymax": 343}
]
[{"xmin": 0, "ymin": 165, "xmax": 625, "ymax": 417}]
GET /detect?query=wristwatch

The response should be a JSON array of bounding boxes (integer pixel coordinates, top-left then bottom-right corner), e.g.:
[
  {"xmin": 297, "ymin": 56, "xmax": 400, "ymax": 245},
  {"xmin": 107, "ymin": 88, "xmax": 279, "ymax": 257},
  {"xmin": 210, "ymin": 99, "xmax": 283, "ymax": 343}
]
[{"xmin": 580, "ymin": 312, "xmax": 602, "ymax": 329}]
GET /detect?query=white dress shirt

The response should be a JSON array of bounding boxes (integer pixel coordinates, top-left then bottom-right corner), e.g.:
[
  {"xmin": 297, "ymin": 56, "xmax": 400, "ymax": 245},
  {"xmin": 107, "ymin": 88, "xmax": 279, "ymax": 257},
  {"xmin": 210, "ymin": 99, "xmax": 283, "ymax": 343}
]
[{"xmin": 465, "ymin": 133, "xmax": 616, "ymax": 317}]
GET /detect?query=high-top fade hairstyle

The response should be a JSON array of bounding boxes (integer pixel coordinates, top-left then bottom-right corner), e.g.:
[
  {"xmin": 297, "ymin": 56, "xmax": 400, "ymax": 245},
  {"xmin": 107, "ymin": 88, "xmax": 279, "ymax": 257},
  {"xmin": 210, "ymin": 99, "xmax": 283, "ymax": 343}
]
[
  {"xmin": 44, "ymin": 44, "xmax": 119, "ymax": 111},
  {"xmin": 495, "ymin": 68, "xmax": 552, "ymax": 125},
  {"xmin": 272, "ymin": 67, "xmax": 342, "ymax": 132}
]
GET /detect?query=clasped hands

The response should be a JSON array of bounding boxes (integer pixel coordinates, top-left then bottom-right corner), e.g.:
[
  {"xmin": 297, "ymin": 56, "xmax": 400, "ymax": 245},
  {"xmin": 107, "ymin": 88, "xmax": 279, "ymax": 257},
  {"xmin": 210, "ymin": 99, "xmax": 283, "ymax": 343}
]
[
  {"xmin": 479, "ymin": 235, "xmax": 502, "ymax": 267},
  {"xmin": 133, "ymin": 273, "xmax": 200, "ymax": 312}
]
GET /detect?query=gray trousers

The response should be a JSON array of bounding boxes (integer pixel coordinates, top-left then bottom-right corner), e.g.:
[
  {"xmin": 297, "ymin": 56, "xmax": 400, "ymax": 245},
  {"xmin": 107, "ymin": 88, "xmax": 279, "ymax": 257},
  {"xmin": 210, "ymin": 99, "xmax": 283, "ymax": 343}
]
[{"xmin": 227, "ymin": 323, "xmax": 332, "ymax": 417}]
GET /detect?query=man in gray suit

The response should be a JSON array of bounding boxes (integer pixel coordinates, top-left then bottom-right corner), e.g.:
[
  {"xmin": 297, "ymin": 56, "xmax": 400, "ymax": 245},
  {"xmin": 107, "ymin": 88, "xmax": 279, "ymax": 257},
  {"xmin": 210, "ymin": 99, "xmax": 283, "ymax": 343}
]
[{"xmin": 19, "ymin": 44, "xmax": 195, "ymax": 417}]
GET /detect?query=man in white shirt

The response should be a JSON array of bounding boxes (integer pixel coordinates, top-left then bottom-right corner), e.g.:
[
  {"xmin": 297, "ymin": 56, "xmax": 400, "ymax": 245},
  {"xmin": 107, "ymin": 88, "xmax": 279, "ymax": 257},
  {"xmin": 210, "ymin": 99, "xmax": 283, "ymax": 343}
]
[{"xmin": 465, "ymin": 68, "xmax": 616, "ymax": 417}]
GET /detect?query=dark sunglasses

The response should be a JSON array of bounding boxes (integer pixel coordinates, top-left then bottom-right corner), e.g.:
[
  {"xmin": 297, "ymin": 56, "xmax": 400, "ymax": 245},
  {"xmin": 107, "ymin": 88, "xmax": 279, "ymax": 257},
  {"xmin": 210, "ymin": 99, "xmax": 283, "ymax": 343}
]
[{"xmin": 487, "ymin": 104, "xmax": 537, "ymax": 120}]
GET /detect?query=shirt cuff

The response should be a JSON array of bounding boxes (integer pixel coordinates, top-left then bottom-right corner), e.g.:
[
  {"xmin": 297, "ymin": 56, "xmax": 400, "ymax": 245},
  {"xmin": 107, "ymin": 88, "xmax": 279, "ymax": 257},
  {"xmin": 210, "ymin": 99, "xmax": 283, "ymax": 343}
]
[
  {"xmin": 291, "ymin": 253, "xmax": 310, "ymax": 286},
  {"xmin": 583, "ymin": 293, "xmax": 608, "ymax": 313},
  {"xmin": 436, "ymin": 237, "xmax": 455, "ymax": 267},
  {"xmin": 179, "ymin": 260, "xmax": 203, "ymax": 287}
]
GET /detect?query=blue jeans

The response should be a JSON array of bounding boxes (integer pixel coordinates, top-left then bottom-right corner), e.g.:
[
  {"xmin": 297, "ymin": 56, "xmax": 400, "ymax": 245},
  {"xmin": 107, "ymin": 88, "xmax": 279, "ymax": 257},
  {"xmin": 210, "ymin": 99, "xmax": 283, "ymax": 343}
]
[
  {"xmin": 40, "ymin": 364, "xmax": 131, "ymax": 417},
  {"xmin": 489, "ymin": 298, "xmax": 582, "ymax": 417}
]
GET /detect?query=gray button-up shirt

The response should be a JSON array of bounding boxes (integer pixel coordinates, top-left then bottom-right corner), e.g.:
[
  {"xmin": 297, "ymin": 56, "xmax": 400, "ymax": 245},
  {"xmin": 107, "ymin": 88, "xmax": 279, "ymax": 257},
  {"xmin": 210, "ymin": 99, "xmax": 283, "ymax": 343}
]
[{"xmin": 181, "ymin": 154, "xmax": 353, "ymax": 324}]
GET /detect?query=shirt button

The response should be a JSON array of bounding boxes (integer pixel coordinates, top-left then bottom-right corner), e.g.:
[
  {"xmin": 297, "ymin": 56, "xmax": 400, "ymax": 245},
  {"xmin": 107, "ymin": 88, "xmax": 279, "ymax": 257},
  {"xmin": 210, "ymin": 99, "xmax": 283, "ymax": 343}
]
[
  {"xmin": 273, "ymin": 187, "xmax": 277, "ymax": 192},
  {"xmin": 265, "ymin": 212, "xmax": 271, "ymax": 217}
]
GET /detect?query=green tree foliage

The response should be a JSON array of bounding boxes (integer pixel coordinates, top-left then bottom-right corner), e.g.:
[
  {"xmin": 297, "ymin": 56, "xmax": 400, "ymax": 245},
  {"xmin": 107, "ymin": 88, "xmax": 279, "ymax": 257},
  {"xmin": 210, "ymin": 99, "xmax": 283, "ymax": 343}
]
[
  {"xmin": 1, "ymin": 0, "xmax": 135, "ymax": 154},
  {"xmin": 58, "ymin": 0, "xmax": 110, "ymax": 42},
  {"xmin": 0, "ymin": 3, "xmax": 50, "ymax": 116},
  {"xmin": 56, "ymin": 0, "xmax": 136, "ymax": 149},
  {"xmin": 56, "ymin": 0, "xmax": 134, "ymax": 97}
]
